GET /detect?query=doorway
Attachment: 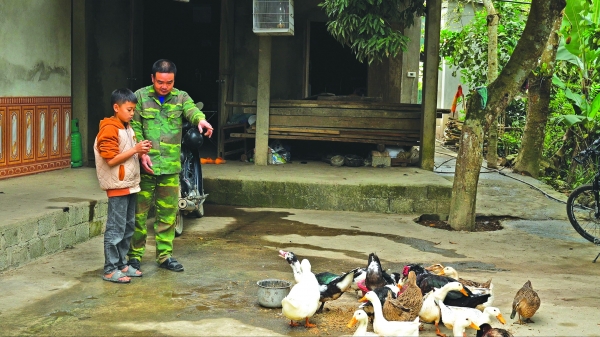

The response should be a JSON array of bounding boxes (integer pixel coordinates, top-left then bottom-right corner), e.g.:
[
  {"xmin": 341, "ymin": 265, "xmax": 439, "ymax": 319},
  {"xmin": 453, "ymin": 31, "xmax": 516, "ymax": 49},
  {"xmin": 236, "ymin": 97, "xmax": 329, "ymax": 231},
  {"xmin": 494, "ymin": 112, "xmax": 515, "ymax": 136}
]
[
  {"xmin": 142, "ymin": 0, "xmax": 221, "ymax": 156},
  {"xmin": 308, "ymin": 22, "xmax": 368, "ymax": 97}
]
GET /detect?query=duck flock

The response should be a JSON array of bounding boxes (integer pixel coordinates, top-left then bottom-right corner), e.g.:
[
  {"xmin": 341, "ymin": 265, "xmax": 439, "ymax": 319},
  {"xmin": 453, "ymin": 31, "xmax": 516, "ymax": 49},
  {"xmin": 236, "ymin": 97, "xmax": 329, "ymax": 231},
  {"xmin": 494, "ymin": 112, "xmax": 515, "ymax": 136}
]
[{"xmin": 277, "ymin": 250, "xmax": 540, "ymax": 337}]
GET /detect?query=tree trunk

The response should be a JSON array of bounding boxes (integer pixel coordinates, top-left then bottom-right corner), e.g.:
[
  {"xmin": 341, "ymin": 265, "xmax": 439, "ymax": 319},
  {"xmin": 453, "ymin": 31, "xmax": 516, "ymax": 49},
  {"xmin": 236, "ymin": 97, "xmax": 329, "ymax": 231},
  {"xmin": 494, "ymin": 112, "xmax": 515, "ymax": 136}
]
[
  {"xmin": 513, "ymin": 15, "xmax": 563, "ymax": 178},
  {"xmin": 483, "ymin": 0, "xmax": 500, "ymax": 169},
  {"xmin": 448, "ymin": 0, "xmax": 566, "ymax": 231}
]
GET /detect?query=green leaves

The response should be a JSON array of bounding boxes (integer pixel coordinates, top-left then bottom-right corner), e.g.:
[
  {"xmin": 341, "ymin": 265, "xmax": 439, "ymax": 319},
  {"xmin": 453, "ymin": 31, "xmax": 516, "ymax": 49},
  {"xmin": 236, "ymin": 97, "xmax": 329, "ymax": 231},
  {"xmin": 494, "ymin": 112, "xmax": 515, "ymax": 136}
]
[
  {"xmin": 554, "ymin": 0, "xmax": 600, "ymax": 128},
  {"xmin": 320, "ymin": 0, "xmax": 426, "ymax": 64},
  {"xmin": 439, "ymin": 1, "xmax": 528, "ymax": 88}
]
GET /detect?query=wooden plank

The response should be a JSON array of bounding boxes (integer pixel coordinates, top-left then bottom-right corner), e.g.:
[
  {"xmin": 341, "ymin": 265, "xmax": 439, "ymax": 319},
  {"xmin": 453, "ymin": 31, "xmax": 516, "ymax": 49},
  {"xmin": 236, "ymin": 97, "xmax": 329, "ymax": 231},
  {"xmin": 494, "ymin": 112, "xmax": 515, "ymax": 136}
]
[
  {"xmin": 269, "ymin": 115, "xmax": 421, "ymax": 130},
  {"xmin": 242, "ymin": 107, "xmax": 421, "ymax": 118},
  {"xmin": 226, "ymin": 100, "xmax": 423, "ymax": 111},
  {"xmin": 269, "ymin": 131, "xmax": 419, "ymax": 142},
  {"xmin": 274, "ymin": 108, "xmax": 420, "ymax": 118},
  {"xmin": 315, "ymin": 95, "xmax": 383, "ymax": 102},
  {"xmin": 225, "ymin": 101, "xmax": 257, "ymax": 107},
  {"xmin": 246, "ymin": 127, "xmax": 420, "ymax": 138},
  {"xmin": 340, "ymin": 130, "xmax": 420, "ymax": 137},
  {"xmin": 229, "ymin": 133, "xmax": 419, "ymax": 146},
  {"xmin": 269, "ymin": 127, "xmax": 340, "ymax": 135}
]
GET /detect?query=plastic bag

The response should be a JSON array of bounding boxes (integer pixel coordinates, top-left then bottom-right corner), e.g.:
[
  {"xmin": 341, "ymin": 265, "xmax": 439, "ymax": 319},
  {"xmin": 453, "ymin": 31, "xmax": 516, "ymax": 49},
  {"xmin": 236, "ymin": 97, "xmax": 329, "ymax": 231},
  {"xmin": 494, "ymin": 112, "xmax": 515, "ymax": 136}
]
[{"xmin": 267, "ymin": 147, "xmax": 286, "ymax": 165}]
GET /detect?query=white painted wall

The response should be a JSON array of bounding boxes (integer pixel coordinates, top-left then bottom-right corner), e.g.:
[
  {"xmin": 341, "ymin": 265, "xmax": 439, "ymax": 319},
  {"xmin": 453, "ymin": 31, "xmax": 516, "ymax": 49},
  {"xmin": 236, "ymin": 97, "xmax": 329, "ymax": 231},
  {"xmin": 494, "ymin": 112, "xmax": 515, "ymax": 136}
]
[
  {"xmin": 437, "ymin": 1, "xmax": 481, "ymax": 110},
  {"xmin": 0, "ymin": 0, "xmax": 71, "ymax": 96}
]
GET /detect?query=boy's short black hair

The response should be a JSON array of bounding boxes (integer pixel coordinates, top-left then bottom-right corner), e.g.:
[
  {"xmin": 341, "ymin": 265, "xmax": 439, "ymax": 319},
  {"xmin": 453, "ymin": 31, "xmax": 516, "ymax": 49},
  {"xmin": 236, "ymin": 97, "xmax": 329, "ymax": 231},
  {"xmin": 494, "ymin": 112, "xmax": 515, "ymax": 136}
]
[
  {"xmin": 152, "ymin": 59, "xmax": 177, "ymax": 76},
  {"xmin": 111, "ymin": 88, "xmax": 137, "ymax": 106}
]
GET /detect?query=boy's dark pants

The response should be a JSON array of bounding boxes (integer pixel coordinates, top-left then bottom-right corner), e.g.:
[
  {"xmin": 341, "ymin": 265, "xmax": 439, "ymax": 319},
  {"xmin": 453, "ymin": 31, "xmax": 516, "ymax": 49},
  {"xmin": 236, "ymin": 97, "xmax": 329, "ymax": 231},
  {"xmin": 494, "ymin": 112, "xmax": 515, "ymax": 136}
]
[{"xmin": 104, "ymin": 194, "xmax": 136, "ymax": 274}]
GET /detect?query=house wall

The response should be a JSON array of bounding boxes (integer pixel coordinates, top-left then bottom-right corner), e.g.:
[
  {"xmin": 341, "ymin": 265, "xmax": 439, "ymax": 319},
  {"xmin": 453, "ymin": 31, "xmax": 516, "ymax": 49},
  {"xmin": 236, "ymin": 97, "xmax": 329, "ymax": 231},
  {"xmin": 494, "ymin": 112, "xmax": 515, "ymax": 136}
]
[
  {"xmin": 0, "ymin": 0, "xmax": 71, "ymax": 96},
  {"xmin": 437, "ymin": 1, "xmax": 481, "ymax": 111},
  {"xmin": 231, "ymin": 1, "xmax": 422, "ymax": 117},
  {"xmin": 232, "ymin": 0, "xmax": 324, "ymax": 106},
  {"xmin": 0, "ymin": 0, "xmax": 72, "ymax": 179}
]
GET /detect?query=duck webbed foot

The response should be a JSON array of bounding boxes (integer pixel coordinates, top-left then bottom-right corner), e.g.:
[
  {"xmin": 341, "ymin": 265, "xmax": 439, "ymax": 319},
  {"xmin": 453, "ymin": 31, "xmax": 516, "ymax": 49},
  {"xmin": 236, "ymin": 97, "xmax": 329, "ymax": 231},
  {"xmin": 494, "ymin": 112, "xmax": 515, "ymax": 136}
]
[
  {"xmin": 304, "ymin": 317, "xmax": 316, "ymax": 328},
  {"xmin": 316, "ymin": 301, "xmax": 325, "ymax": 313},
  {"xmin": 435, "ymin": 322, "xmax": 447, "ymax": 337},
  {"xmin": 289, "ymin": 320, "xmax": 301, "ymax": 327}
]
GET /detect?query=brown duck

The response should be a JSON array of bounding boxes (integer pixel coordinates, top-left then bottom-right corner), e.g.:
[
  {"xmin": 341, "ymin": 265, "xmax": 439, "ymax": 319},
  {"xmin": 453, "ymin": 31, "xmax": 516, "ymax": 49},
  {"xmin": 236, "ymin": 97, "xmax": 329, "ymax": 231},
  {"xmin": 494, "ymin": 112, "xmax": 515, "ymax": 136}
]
[
  {"xmin": 382, "ymin": 271, "xmax": 423, "ymax": 321},
  {"xmin": 511, "ymin": 280, "xmax": 540, "ymax": 324},
  {"xmin": 426, "ymin": 264, "xmax": 492, "ymax": 289}
]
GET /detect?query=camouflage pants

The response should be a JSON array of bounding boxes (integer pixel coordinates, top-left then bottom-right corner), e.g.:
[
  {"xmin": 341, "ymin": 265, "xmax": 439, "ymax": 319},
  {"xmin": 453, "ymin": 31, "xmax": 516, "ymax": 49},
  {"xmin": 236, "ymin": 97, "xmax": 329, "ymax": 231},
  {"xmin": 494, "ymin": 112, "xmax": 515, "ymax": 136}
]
[{"xmin": 128, "ymin": 173, "xmax": 179, "ymax": 264}]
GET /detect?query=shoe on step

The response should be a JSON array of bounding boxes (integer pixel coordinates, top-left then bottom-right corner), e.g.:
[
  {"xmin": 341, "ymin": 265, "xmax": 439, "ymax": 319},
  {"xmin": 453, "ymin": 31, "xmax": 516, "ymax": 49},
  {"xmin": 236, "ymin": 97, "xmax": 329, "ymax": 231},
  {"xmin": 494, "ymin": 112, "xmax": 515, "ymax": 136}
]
[{"xmin": 159, "ymin": 257, "xmax": 184, "ymax": 272}]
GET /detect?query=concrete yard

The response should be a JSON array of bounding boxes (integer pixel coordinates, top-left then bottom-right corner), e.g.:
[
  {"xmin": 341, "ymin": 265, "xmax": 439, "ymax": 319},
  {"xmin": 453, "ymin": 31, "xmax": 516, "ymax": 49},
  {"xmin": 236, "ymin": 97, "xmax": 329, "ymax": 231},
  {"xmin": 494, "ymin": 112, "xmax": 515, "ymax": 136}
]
[{"xmin": 0, "ymin": 147, "xmax": 599, "ymax": 336}]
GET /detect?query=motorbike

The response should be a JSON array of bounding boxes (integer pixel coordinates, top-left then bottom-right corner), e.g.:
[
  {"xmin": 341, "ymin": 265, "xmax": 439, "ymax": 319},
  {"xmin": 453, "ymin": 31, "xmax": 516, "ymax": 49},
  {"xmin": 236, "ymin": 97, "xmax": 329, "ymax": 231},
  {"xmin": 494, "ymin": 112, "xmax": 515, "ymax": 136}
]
[{"xmin": 175, "ymin": 103, "xmax": 208, "ymax": 236}]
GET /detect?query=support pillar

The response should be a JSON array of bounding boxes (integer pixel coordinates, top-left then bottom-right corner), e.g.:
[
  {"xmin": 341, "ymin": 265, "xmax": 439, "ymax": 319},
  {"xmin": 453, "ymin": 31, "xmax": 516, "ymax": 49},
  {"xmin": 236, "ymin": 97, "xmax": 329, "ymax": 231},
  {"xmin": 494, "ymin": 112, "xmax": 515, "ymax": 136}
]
[
  {"xmin": 72, "ymin": 0, "xmax": 89, "ymax": 165},
  {"xmin": 255, "ymin": 36, "xmax": 272, "ymax": 166},
  {"xmin": 420, "ymin": 0, "xmax": 442, "ymax": 170}
]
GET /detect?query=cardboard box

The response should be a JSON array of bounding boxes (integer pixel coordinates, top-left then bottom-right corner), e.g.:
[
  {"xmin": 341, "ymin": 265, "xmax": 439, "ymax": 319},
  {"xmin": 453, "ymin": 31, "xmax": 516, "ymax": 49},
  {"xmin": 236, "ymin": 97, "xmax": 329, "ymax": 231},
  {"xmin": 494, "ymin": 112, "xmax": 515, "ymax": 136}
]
[{"xmin": 371, "ymin": 150, "xmax": 391, "ymax": 167}]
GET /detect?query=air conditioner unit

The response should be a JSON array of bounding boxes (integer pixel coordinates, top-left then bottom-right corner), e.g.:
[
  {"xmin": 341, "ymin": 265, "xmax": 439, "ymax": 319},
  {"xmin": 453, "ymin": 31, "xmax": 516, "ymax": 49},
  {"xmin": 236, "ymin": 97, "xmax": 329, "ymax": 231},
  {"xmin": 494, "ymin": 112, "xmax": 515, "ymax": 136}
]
[{"xmin": 253, "ymin": 0, "xmax": 294, "ymax": 36}]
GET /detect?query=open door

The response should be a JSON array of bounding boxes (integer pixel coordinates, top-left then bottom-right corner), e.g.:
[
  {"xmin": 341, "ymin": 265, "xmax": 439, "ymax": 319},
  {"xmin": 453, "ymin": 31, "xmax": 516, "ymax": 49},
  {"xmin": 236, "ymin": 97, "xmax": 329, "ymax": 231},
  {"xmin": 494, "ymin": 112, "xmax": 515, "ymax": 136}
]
[{"xmin": 305, "ymin": 21, "xmax": 368, "ymax": 97}]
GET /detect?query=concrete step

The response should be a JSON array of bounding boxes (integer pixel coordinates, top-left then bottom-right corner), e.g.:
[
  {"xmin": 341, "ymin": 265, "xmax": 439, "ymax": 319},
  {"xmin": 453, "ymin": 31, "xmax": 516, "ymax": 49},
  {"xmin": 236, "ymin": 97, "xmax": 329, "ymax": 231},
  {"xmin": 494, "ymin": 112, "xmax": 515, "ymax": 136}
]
[{"xmin": 201, "ymin": 161, "xmax": 452, "ymax": 214}]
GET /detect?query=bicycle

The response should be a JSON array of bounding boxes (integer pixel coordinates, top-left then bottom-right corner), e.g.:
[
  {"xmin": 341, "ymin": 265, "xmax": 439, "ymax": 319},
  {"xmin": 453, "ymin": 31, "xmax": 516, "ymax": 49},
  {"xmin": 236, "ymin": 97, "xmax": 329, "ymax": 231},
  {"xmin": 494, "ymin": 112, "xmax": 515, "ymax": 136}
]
[{"xmin": 566, "ymin": 138, "xmax": 600, "ymax": 262}]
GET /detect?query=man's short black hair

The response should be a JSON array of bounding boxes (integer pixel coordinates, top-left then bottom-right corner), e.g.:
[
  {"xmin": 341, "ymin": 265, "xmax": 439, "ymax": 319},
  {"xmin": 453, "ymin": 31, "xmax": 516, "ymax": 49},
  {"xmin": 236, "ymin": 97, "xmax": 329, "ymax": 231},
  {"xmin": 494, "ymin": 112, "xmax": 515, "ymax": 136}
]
[
  {"xmin": 152, "ymin": 59, "xmax": 177, "ymax": 76},
  {"xmin": 111, "ymin": 88, "xmax": 138, "ymax": 106}
]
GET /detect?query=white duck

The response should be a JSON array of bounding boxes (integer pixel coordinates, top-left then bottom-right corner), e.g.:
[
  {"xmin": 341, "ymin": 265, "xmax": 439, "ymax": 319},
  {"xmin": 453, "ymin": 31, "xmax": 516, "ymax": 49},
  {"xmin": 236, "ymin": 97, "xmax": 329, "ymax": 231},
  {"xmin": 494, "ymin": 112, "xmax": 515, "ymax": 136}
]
[
  {"xmin": 359, "ymin": 291, "xmax": 420, "ymax": 337},
  {"xmin": 444, "ymin": 305, "xmax": 506, "ymax": 327},
  {"xmin": 281, "ymin": 259, "xmax": 321, "ymax": 328},
  {"xmin": 347, "ymin": 309, "xmax": 378, "ymax": 336},
  {"xmin": 419, "ymin": 282, "xmax": 468, "ymax": 337},
  {"xmin": 437, "ymin": 299, "xmax": 480, "ymax": 337}
]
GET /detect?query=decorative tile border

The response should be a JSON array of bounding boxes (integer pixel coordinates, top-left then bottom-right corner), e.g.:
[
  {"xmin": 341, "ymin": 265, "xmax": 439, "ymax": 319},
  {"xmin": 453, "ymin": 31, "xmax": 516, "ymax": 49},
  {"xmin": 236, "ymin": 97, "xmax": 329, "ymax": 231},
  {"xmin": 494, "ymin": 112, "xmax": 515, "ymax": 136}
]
[{"xmin": 0, "ymin": 97, "xmax": 72, "ymax": 179}]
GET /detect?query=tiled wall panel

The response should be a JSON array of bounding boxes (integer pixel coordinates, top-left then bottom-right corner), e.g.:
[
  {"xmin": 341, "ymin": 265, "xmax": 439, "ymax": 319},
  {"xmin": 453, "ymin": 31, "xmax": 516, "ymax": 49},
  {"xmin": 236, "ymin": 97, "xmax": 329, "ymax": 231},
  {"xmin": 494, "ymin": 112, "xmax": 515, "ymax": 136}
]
[{"xmin": 0, "ymin": 97, "xmax": 71, "ymax": 179}]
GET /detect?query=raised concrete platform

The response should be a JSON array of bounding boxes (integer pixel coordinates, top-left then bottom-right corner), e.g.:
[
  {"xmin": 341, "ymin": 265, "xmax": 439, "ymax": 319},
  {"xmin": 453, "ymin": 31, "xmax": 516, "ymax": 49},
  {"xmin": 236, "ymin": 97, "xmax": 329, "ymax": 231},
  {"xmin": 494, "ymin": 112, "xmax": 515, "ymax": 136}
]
[
  {"xmin": 0, "ymin": 160, "xmax": 450, "ymax": 272},
  {"xmin": 0, "ymin": 168, "xmax": 107, "ymax": 272},
  {"xmin": 202, "ymin": 161, "xmax": 451, "ymax": 214}
]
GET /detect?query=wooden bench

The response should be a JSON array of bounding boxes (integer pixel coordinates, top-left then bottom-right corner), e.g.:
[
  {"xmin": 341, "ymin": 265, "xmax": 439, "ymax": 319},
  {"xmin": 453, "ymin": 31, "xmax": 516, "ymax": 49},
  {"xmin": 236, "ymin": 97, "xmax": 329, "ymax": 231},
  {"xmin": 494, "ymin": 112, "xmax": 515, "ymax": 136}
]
[{"xmin": 225, "ymin": 99, "xmax": 432, "ymax": 147}]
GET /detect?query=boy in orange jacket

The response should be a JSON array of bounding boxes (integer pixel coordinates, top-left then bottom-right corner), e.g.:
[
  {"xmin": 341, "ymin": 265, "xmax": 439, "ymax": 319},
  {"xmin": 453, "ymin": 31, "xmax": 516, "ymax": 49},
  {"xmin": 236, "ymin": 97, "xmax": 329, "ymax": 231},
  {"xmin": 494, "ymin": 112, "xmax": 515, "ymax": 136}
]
[{"xmin": 94, "ymin": 88, "xmax": 152, "ymax": 283}]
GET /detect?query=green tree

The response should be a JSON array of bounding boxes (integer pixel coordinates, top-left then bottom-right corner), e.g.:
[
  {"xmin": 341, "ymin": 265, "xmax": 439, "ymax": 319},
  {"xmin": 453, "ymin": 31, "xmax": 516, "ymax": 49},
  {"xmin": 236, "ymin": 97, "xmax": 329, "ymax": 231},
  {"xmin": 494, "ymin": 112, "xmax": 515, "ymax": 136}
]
[
  {"xmin": 319, "ymin": 0, "xmax": 426, "ymax": 64},
  {"xmin": 440, "ymin": 2, "xmax": 527, "ymax": 89},
  {"xmin": 448, "ymin": 0, "xmax": 565, "ymax": 231},
  {"xmin": 512, "ymin": 15, "xmax": 563, "ymax": 178}
]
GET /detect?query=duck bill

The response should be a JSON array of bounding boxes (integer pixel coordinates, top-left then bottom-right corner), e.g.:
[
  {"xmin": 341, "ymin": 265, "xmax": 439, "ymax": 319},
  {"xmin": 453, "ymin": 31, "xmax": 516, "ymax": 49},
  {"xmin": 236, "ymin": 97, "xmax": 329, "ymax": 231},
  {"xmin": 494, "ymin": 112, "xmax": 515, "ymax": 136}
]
[
  {"xmin": 497, "ymin": 313, "xmax": 506, "ymax": 324},
  {"xmin": 469, "ymin": 322, "xmax": 480, "ymax": 330},
  {"xmin": 347, "ymin": 317, "xmax": 357, "ymax": 328},
  {"xmin": 459, "ymin": 288, "xmax": 469, "ymax": 296},
  {"xmin": 278, "ymin": 250, "xmax": 287, "ymax": 258},
  {"xmin": 358, "ymin": 296, "xmax": 368, "ymax": 303}
]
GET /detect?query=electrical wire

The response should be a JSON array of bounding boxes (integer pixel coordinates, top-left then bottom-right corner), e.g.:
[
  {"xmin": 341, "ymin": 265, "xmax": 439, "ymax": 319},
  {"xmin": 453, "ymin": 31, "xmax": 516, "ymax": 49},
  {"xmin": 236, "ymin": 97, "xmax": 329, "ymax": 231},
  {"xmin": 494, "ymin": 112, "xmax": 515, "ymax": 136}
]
[{"xmin": 433, "ymin": 140, "xmax": 567, "ymax": 205}]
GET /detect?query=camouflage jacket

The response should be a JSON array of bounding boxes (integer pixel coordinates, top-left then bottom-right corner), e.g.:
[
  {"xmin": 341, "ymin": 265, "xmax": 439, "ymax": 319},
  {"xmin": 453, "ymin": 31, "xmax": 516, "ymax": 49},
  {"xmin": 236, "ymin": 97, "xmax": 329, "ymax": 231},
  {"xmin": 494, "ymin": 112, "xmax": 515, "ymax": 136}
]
[{"xmin": 131, "ymin": 85, "xmax": 205, "ymax": 175}]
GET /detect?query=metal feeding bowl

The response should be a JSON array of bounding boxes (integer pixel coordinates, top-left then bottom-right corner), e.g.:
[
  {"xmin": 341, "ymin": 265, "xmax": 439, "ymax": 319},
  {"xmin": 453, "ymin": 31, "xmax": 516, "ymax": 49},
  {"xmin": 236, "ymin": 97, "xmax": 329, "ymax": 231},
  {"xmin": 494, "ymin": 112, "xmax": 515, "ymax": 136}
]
[{"xmin": 256, "ymin": 279, "xmax": 291, "ymax": 308}]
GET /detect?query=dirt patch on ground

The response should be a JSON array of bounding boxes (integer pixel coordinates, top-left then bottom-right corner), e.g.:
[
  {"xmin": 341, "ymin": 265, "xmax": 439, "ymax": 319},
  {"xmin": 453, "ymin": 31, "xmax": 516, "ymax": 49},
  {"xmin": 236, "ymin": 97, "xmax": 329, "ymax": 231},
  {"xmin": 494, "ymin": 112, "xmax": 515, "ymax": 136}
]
[{"xmin": 416, "ymin": 216, "xmax": 507, "ymax": 232}]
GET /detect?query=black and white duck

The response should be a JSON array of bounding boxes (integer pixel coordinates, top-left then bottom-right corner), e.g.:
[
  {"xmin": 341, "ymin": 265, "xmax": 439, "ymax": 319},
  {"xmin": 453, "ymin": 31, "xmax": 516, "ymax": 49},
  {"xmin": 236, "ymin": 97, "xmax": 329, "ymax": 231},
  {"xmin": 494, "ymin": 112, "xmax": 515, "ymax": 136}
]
[
  {"xmin": 364, "ymin": 253, "xmax": 398, "ymax": 291},
  {"xmin": 278, "ymin": 250, "xmax": 358, "ymax": 312},
  {"xmin": 403, "ymin": 263, "xmax": 491, "ymax": 308}
]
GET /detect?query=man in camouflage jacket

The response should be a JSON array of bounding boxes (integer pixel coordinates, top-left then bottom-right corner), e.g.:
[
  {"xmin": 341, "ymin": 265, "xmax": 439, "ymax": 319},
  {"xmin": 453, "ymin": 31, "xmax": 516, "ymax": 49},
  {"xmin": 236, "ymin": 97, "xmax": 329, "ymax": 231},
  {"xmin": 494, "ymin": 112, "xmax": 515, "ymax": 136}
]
[{"xmin": 127, "ymin": 59, "xmax": 213, "ymax": 272}]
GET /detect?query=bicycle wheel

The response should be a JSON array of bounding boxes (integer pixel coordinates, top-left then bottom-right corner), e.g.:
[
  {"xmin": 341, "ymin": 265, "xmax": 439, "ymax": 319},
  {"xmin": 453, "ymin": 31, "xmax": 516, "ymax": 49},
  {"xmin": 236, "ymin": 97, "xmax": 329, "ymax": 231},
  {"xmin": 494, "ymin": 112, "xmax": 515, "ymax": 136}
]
[{"xmin": 566, "ymin": 184, "xmax": 600, "ymax": 244}]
